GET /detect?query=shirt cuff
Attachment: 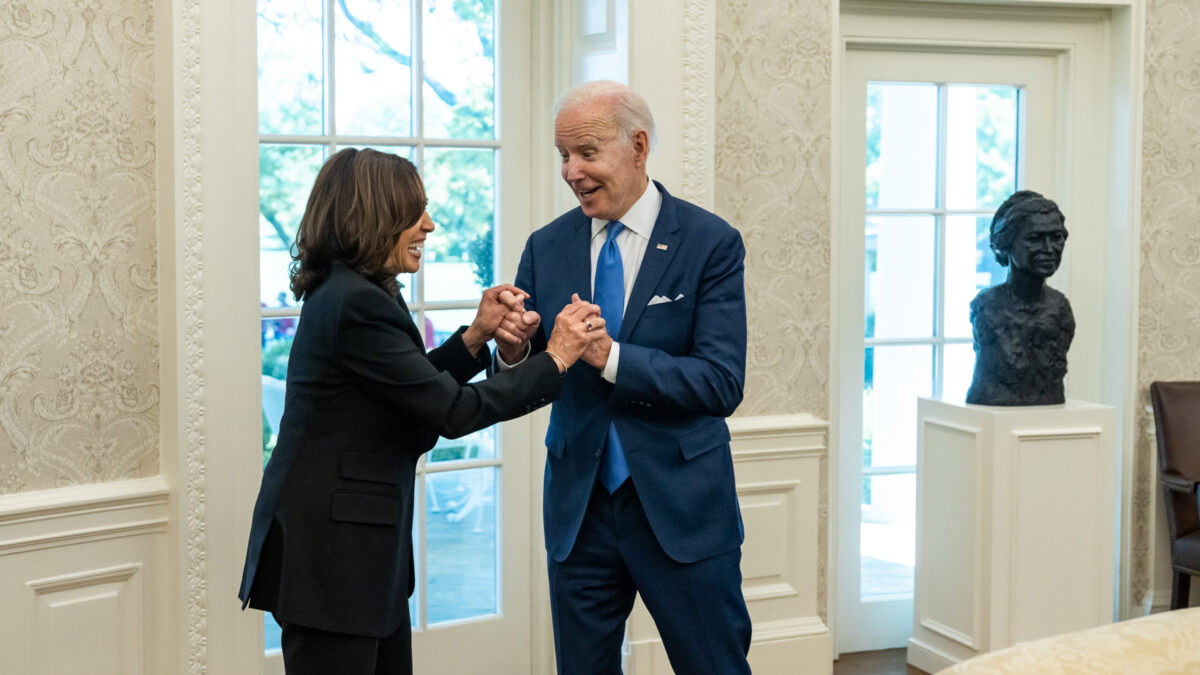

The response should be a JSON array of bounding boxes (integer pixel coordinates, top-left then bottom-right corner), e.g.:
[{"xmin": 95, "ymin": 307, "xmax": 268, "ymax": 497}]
[
  {"xmin": 495, "ymin": 342, "xmax": 531, "ymax": 371},
  {"xmin": 601, "ymin": 342, "xmax": 620, "ymax": 383}
]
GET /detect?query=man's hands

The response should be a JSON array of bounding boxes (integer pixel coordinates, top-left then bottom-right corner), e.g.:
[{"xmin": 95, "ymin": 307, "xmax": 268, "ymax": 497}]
[
  {"xmin": 463, "ymin": 284, "xmax": 533, "ymax": 356},
  {"xmin": 579, "ymin": 322, "xmax": 613, "ymax": 369},
  {"xmin": 494, "ymin": 289, "xmax": 541, "ymax": 365},
  {"xmin": 465, "ymin": 286, "xmax": 612, "ymax": 373},
  {"xmin": 544, "ymin": 295, "xmax": 606, "ymax": 373}
]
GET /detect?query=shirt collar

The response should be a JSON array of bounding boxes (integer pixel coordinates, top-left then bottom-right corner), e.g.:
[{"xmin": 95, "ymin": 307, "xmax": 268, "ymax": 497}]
[{"xmin": 590, "ymin": 178, "xmax": 661, "ymax": 241}]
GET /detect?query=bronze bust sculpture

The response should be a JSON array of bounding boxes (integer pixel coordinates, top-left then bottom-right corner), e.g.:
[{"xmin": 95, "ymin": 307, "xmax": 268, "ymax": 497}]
[{"xmin": 965, "ymin": 190, "xmax": 1075, "ymax": 406}]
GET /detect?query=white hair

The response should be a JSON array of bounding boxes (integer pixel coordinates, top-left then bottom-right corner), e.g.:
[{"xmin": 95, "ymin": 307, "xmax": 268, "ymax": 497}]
[{"xmin": 554, "ymin": 80, "xmax": 658, "ymax": 151}]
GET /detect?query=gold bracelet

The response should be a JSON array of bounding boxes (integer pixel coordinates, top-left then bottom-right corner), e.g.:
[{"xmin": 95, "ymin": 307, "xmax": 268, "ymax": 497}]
[{"xmin": 543, "ymin": 349, "xmax": 568, "ymax": 373}]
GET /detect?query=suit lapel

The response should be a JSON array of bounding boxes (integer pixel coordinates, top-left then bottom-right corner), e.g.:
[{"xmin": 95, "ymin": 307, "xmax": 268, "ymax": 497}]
[{"xmin": 622, "ymin": 184, "xmax": 680, "ymax": 340}]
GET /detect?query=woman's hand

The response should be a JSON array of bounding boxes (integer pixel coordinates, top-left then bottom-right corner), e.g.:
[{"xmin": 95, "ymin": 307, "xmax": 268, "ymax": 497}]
[
  {"xmin": 544, "ymin": 294, "xmax": 606, "ymax": 373},
  {"xmin": 463, "ymin": 284, "xmax": 529, "ymax": 356}
]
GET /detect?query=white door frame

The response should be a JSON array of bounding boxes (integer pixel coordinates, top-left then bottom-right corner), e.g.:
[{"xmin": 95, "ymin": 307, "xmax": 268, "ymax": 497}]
[{"xmin": 839, "ymin": 45, "xmax": 1061, "ymax": 653}]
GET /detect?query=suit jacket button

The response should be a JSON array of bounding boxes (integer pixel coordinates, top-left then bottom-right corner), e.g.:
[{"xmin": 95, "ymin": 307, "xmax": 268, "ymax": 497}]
[{"xmin": 594, "ymin": 448, "xmax": 602, "ymax": 457}]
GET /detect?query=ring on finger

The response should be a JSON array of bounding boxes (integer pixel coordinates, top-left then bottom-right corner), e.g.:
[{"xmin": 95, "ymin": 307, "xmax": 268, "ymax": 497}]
[{"xmin": 585, "ymin": 320, "xmax": 593, "ymax": 331}]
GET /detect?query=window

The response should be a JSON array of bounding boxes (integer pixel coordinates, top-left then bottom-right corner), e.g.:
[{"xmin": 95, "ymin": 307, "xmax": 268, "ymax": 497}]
[
  {"xmin": 861, "ymin": 81, "xmax": 1020, "ymax": 597},
  {"xmin": 256, "ymin": 0, "xmax": 502, "ymax": 652}
]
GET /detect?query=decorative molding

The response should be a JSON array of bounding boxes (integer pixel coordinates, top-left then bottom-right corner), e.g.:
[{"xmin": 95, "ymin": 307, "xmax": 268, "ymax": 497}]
[
  {"xmin": 752, "ymin": 615, "xmax": 830, "ymax": 641},
  {"xmin": 920, "ymin": 618, "xmax": 978, "ymax": 651},
  {"xmin": 1011, "ymin": 428, "xmax": 1104, "ymax": 442},
  {"xmin": 177, "ymin": 0, "xmax": 209, "ymax": 670},
  {"xmin": 27, "ymin": 563, "xmax": 142, "ymax": 595},
  {"xmin": 0, "ymin": 519, "xmax": 168, "ymax": 556},
  {"xmin": 0, "ymin": 476, "xmax": 168, "ymax": 525},
  {"xmin": 744, "ymin": 582, "xmax": 801, "ymax": 603},
  {"xmin": 681, "ymin": 0, "xmax": 714, "ymax": 208},
  {"xmin": 728, "ymin": 413, "xmax": 830, "ymax": 438}
]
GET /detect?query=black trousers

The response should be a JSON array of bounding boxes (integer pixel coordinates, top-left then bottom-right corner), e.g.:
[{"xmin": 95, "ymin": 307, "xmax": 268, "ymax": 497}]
[{"xmin": 278, "ymin": 616, "xmax": 412, "ymax": 675}]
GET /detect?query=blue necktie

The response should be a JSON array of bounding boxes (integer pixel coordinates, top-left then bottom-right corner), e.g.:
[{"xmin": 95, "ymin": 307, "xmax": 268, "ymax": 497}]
[{"xmin": 596, "ymin": 221, "xmax": 629, "ymax": 492}]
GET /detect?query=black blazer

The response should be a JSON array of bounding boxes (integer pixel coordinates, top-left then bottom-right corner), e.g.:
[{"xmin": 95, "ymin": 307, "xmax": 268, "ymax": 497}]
[{"xmin": 239, "ymin": 261, "xmax": 560, "ymax": 638}]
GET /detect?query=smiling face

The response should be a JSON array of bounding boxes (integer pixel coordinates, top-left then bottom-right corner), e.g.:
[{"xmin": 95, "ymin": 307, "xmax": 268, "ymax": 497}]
[
  {"xmin": 390, "ymin": 210, "xmax": 435, "ymax": 274},
  {"xmin": 1007, "ymin": 211, "xmax": 1067, "ymax": 278},
  {"xmin": 554, "ymin": 99, "xmax": 649, "ymax": 221}
]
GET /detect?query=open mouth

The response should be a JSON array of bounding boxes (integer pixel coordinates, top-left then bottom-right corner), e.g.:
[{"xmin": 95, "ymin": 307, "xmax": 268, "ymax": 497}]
[
  {"xmin": 577, "ymin": 186, "xmax": 599, "ymax": 199},
  {"xmin": 408, "ymin": 242, "xmax": 424, "ymax": 256}
]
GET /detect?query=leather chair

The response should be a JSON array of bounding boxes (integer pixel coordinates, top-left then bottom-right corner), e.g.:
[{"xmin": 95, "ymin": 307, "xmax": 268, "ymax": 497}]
[{"xmin": 1150, "ymin": 381, "xmax": 1200, "ymax": 609}]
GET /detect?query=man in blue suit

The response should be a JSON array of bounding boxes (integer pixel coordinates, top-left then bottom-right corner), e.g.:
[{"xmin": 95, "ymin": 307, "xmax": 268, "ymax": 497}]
[{"xmin": 496, "ymin": 80, "xmax": 751, "ymax": 674}]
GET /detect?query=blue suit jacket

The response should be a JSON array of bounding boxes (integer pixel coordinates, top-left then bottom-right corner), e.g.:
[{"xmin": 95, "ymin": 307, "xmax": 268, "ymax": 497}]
[{"xmin": 514, "ymin": 181, "xmax": 747, "ymax": 564}]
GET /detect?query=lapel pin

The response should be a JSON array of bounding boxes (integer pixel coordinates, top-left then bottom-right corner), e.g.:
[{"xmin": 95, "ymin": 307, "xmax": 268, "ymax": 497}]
[{"xmin": 656, "ymin": 243, "xmax": 668, "ymax": 250}]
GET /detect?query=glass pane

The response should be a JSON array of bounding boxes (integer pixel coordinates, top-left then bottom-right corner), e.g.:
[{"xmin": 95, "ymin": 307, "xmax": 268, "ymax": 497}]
[
  {"xmin": 425, "ymin": 308, "xmax": 475, "ymax": 348},
  {"xmin": 946, "ymin": 85, "xmax": 1018, "ymax": 210},
  {"xmin": 866, "ymin": 82, "xmax": 937, "ymax": 210},
  {"xmin": 426, "ymin": 467, "xmax": 498, "ymax": 623},
  {"xmin": 411, "ymin": 511, "xmax": 419, "ymax": 627},
  {"xmin": 863, "ymin": 345, "xmax": 931, "ymax": 469},
  {"xmin": 422, "ymin": 0, "xmax": 495, "ymax": 139},
  {"xmin": 258, "ymin": 0, "xmax": 323, "ymax": 135},
  {"xmin": 423, "ymin": 148, "xmax": 495, "ymax": 302},
  {"xmin": 261, "ymin": 317, "xmax": 296, "ymax": 468},
  {"xmin": 265, "ymin": 615, "xmax": 282, "ymax": 652},
  {"xmin": 865, "ymin": 216, "xmax": 935, "ymax": 339},
  {"xmin": 335, "ymin": 0, "xmax": 413, "ymax": 136},
  {"xmin": 861, "ymin": 473, "xmax": 915, "ymax": 597},
  {"xmin": 945, "ymin": 215, "xmax": 999, "ymax": 338},
  {"xmin": 943, "ymin": 342, "xmax": 975, "ymax": 405},
  {"xmin": 260, "ymin": 144, "xmax": 324, "ymax": 306}
]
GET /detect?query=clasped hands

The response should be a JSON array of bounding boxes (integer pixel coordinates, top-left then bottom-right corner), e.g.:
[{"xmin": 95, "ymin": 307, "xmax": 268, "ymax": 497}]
[{"xmin": 465, "ymin": 284, "xmax": 610, "ymax": 373}]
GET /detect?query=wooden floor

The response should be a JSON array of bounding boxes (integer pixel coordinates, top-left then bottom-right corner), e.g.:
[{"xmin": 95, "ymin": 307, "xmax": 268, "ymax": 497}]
[{"xmin": 832, "ymin": 648, "xmax": 930, "ymax": 675}]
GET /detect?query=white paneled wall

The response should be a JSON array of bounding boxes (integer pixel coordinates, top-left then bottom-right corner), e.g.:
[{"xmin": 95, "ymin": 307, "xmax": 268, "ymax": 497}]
[
  {"xmin": 626, "ymin": 414, "xmax": 832, "ymax": 674},
  {"xmin": 0, "ymin": 478, "xmax": 169, "ymax": 675}
]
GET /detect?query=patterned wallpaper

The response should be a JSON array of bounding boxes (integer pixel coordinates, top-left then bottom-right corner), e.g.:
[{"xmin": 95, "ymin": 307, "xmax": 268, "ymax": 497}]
[
  {"xmin": 1135, "ymin": 0, "xmax": 1200, "ymax": 604},
  {"xmin": 714, "ymin": 0, "xmax": 833, "ymax": 621},
  {"xmin": 0, "ymin": 0, "xmax": 158, "ymax": 494},
  {"xmin": 715, "ymin": 0, "xmax": 833, "ymax": 420}
]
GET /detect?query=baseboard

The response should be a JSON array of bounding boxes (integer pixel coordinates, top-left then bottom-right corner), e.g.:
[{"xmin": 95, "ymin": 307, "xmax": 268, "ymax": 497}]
[
  {"xmin": 627, "ymin": 616, "xmax": 832, "ymax": 674},
  {"xmin": 907, "ymin": 636, "xmax": 959, "ymax": 673},
  {"xmin": 1147, "ymin": 589, "xmax": 1172, "ymax": 615},
  {"xmin": 750, "ymin": 617, "xmax": 833, "ymax": 674}
]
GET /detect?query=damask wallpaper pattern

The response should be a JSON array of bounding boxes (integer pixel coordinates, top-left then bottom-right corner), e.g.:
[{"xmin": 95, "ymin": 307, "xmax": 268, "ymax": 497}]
[
  {"xmin": 0, "ymin": 0, "xmax": 158, "ymax": 494},
  {"xmin": 714, "ymin": 0, "xmax": 833, "ymax": 621},
  {"xmin": 1136, "ymin": 0, "xmax": 1200, "ymax": 604},
  {"xmin": 715, "ymin": 0, "xmax": 832, "ymax": 420}
]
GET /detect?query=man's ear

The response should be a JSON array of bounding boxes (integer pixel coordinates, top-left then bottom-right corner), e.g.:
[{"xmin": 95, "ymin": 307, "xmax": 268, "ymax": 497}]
[{"xmin": 632, "ymin": 130, "xmax": 650, "ymax": 167}]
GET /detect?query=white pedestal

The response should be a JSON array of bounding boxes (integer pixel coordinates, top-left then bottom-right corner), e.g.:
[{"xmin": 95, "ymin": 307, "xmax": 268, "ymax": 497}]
[{"xmin": 907, "ymin": 398, "xmax": 1116, "ymax": 673}]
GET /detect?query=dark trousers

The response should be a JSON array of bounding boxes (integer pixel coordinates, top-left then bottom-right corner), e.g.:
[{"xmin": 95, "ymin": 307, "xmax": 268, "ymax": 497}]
[
  {"xmin": 548, "ymin": 480, "xmax": 752, "ymax": 675},
  {"xmin": 278, "ymin": 616, "xmax": 412, "ymax": 675}
]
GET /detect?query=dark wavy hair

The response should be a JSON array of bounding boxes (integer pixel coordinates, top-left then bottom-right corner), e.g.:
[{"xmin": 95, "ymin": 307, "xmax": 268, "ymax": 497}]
[
  {"xmin": 289, "ymin": 148, "xmax": 427, "ymax": 300},
  {"xmin": 988, "ymin": 190, "xmax": 1067, "ymax": 267}
]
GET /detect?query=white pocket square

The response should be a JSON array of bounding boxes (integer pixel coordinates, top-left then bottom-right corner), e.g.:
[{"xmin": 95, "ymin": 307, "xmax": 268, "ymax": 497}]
[{"xmin": 648, "ymin": 293, "xmax": 684, "ymax": 306}]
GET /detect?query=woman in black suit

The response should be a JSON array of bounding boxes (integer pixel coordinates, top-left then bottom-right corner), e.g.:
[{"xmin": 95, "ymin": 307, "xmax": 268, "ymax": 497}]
[{"xmin": 238, "ymin": 148, "xmax": 602, "ymax": 674}]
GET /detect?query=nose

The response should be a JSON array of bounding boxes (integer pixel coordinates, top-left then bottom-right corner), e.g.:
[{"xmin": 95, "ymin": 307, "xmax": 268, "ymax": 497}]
[
  {"xmin": 563, "ymin": 155, "xmax": 584, "ymax": 183},
  {"xmin": 422, "ymin": 211, "xmax": 436, "ymax": 232}
]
